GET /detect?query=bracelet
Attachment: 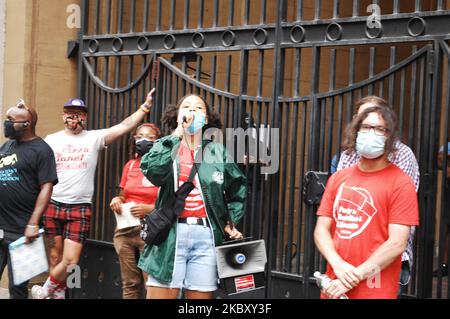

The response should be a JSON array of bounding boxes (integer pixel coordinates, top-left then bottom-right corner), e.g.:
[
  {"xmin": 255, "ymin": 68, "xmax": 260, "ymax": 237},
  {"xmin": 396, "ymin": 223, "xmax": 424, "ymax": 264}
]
[
  {"xmin": 140, "ymin": 103, "xmax": 151, "ymax": 113},
  {"xmin": 26, "ymin": 225, "xmax": 38, "ymax": 228}
]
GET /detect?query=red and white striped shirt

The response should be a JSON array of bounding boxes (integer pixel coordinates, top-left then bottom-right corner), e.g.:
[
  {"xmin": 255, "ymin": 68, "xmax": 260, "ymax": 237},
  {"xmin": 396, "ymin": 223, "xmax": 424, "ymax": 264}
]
[{"xmin": 178, "ymin": 143, "xmax": 207, "ymax": 218}]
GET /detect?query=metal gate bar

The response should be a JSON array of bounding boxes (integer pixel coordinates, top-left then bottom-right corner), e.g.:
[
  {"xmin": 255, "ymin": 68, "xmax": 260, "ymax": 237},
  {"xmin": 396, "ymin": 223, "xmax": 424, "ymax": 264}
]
[{"xmin": 75, "ymin": 0, "xmax": 450, "ymax": 299}]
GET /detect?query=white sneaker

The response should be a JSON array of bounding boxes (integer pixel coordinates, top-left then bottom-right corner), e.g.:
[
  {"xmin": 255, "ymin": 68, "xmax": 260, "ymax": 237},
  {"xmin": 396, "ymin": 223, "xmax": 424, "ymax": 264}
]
[
  {"xmin": 52, "ymin": 288, "xmax": 66, "ymax": 299},
  {"xmin": 31, "ymin": 285, "xmax": 48, "ymax": 299}
]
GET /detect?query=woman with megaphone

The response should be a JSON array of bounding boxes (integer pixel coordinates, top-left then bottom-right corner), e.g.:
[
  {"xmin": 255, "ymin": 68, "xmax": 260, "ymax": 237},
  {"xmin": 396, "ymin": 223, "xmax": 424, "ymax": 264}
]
[{"xmin": 138, "ymin": 94, "xmax": 247, "ymax": 299}]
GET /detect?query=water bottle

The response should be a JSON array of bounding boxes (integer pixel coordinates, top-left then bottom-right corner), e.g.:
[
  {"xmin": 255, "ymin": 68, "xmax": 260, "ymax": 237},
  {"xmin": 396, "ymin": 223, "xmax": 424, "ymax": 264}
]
[{"xmin": 313, "ymin": 271, "xmax": 349, "ymax": 299}]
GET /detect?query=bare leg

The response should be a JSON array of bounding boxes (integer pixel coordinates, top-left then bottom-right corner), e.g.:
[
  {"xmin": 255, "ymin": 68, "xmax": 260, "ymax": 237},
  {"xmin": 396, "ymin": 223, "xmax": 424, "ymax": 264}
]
[
  {"xmin": 32, "ymin": 239, "xmax": 83, "ymax": 299},
  {"xmin": 50, "ymin": 239, "xmax": 83, "ymax": 283},
  {"xmin": 185, "ymin": 289, "xmax": 213, "ymax": 299},
  {"xmin": 146, "ymin": 286, "xmax": 180, "ymax": 299},
  {"xmin": 46, "ymin": 236, "xmax": 63, "ymax": 271}
]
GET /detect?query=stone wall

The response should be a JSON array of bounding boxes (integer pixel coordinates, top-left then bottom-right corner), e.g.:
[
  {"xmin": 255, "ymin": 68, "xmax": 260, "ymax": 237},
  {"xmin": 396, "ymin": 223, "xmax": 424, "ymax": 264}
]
[{"xmin": 1, "ymin": 0, "xmax": 80, "ymax": 145}]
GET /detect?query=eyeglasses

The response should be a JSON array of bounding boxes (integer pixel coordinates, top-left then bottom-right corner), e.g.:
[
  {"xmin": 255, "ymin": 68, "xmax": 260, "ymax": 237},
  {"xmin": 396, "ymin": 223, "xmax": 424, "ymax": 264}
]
[
  {"xmin": 359, "ymin": 124, "xmax": 389, "ymax": 136},
  {"xmin": 16, "ymin": 98, "xmax": 26, "ymax": 108},
  {"xmin": 16, "ymin": 99, "xmax": 32, "ymax": 115},
  {"xmin": 15, "ymin": 98, "xmax": 35, "ymax": 123}
]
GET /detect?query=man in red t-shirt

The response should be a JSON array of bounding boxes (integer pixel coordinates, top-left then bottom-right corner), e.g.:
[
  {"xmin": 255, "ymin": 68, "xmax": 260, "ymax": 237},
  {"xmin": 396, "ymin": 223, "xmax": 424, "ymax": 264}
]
[{"xmin": 314, "ymin": 105, "xmax": 419, "ymax": 299}]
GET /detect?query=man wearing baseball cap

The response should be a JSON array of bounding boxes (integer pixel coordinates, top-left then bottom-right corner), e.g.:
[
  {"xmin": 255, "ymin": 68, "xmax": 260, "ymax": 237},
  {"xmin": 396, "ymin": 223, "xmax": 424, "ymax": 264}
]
[
  {"xmin": 31, "ymin": 89, "xmax": 155, "ymax": 299},
  {"xmin": 60, "ymin": 98, "xmax": 89, "ymax": 134}
]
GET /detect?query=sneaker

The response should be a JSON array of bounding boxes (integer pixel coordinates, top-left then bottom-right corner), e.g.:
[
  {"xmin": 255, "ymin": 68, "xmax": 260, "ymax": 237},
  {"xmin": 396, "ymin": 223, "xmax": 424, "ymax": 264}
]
[
  {"xmin": 432, "ymin": 263, "xmax": 448, "ymax": 277},
  {"xmin": 31, "ymin": 285, "xmax": 48, "ymax": 299},
  {"xmin": 52, "ymin": 288, "xmax": 66, "ymax": 299}
]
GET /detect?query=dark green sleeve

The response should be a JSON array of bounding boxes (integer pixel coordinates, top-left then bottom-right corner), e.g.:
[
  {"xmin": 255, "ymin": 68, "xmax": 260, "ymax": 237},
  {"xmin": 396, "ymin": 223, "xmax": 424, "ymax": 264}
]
[{"xmin": 140, "ymin": 135, "xmax": 181, "ymax": 187}]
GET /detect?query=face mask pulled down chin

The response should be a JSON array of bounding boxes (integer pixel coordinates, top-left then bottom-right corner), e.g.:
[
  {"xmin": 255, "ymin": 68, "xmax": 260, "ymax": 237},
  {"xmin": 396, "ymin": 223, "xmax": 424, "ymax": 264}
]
[
  {"xmin": 3, "ymin": 120, "xmax": 26, "ymax": 139},
  {"xmin": 136, "ymin": 139, "xmax": 154, "ymax": 157},
  {"xmin": 356, "ymin": 130, "xmax": 387, "ymax": 159},
  {"xmin": 185, "ymin": 112, "xmax": 206, "ymax": 135}
]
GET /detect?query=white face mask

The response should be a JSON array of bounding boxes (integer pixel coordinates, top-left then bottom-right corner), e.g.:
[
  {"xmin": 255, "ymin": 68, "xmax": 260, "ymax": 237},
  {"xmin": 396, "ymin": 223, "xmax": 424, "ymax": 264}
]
[{"xmin": 356, "ymin": 130, "xmax": 387, "ymax": 159}]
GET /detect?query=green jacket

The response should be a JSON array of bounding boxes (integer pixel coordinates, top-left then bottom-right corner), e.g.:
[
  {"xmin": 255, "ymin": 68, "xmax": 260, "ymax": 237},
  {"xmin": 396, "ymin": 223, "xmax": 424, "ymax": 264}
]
[{"xmin": 137, "ymin": 134, "xmax": 247, "ymax": 283}]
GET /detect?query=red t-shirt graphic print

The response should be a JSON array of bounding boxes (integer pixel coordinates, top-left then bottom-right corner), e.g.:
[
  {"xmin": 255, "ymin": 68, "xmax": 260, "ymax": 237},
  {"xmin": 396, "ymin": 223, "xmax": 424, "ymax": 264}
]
[
  {"xmin": 333, "ymin": 184, "xmax": 378, "ymax": 239},
  {"xmin": 317, "ymin": 164, "xmax": 419, "ymax": 299}
]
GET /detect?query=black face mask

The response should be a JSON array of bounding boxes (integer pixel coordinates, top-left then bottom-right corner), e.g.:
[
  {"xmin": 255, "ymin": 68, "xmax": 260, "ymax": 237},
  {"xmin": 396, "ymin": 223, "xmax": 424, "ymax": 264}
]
[
  {"xmin": 136, "ymin": 139, "xmax": 154, "ymax": 157},
  {"xmin": 4, "ymin": 120, "xmax": 28, "ymax": 139}
]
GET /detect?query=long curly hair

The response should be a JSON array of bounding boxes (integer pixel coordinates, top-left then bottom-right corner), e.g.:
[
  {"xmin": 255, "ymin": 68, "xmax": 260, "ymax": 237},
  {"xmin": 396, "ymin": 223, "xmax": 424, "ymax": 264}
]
[
  {"xmin": 161, "ymin": 94, "xmax": 222, "ymax": 133},
  {"xmin": 342, "ymin": 105, "xmax": 399, "ymax": 156}
]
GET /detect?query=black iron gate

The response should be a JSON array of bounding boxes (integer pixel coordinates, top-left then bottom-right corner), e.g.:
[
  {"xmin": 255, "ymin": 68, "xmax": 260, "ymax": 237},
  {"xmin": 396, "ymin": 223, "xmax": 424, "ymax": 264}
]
[{"xmin": 75, "ymin": 0, "xmax": 450, "ymax": 299}]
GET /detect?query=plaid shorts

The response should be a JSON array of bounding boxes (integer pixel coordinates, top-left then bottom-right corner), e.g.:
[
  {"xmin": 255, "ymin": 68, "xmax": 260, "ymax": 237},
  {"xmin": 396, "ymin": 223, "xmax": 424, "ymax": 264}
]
[{"xmin": 43, "ymin": 200, "xmax": 92, "ymax": 243}]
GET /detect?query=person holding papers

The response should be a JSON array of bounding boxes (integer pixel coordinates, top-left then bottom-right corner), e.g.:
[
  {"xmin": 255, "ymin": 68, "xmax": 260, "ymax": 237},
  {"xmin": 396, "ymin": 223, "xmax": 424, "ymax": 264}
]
[
  {"xmin": 109, "ymin": 123, "xmax": 161, "ymax": 299},
  {"xmin": 0, "ymin": 100, "xmax": 57, "ymax": 299}
]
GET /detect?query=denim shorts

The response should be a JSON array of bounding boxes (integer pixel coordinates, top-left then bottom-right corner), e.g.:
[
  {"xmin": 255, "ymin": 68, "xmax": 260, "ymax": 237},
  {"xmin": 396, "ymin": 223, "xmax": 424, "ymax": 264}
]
[{"xmin": 146, "ymin": 222, "xmax": 218, "ymax": 292}]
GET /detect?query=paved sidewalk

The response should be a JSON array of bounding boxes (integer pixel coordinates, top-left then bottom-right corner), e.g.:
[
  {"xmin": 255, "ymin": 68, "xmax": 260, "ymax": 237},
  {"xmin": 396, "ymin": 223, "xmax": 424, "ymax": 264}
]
[{"xmin": 0, "ymin": 287, "xmax": 9, "ymax": 299}]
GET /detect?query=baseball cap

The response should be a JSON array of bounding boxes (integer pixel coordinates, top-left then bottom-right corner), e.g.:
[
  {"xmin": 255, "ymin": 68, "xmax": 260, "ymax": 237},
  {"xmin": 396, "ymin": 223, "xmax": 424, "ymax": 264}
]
[
  {"xmin": 439, "ymin": 142, "xmax": 450, "ymax": 155},
  {"xmin": 63, "ymin": 98, "xmax": 88, "ymax": 112}
]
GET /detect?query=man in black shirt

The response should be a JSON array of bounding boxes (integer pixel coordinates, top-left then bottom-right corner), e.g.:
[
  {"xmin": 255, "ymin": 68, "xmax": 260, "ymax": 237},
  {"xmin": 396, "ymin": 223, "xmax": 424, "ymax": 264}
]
[{"xmin": 0, "ymin": 100, "xmax": 58, "ymax": 299}]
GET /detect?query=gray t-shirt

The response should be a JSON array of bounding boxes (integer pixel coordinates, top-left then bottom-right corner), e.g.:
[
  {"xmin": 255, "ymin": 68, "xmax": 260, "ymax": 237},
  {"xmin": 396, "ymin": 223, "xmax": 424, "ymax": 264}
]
[{"xmin": 45, "ymin": 129, "xmax": 106, "ymax": 204}]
